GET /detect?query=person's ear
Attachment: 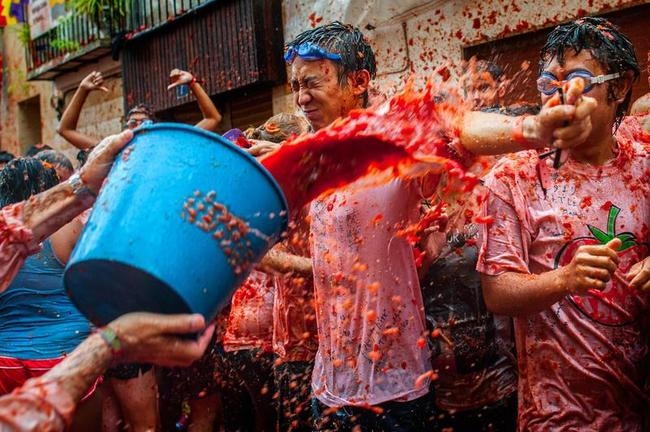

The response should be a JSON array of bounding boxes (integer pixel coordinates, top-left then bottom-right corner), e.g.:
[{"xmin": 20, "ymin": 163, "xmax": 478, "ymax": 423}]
[
  {"xmin": 612, "ymin": 70, "xmax": 635, "ymax": 102},
  {"xmin": 347, "ymin": 70, "xmax": 371, "ymax": 97}
]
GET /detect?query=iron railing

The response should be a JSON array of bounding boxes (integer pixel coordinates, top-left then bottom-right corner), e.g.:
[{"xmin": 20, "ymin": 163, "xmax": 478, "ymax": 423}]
[
  {"xmin": 126, "ymin": 0, "xmax": 215, "ymax": 35},
  {"xmin": 25, "ymin": 0, "xmax": 217, "ymax": 74}
]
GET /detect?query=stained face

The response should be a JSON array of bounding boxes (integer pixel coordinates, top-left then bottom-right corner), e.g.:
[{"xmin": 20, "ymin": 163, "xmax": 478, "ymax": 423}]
[
  {"xmin": 290, "ymin": 58, "xmax": 358, "ymax": 131},
  {"xmin": 55, "ymin": 166, "xmax": 73, "ymax": 182},
  {"xmin": 540, "ymin": 49, "xmax": 620, "ymax": 143},
  {"xmin": 125, "ymin": 112, "xmax": 151, "ymax": 130},
  {"xmin": 462, "ymin": 71, "xmax": 499, "ymax": 109}
]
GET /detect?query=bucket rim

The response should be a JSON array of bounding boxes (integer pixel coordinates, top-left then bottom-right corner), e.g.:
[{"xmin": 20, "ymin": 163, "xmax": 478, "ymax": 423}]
[{"xmin": 133, "ymin": 122, "xmax": 289, "ymax": 227}]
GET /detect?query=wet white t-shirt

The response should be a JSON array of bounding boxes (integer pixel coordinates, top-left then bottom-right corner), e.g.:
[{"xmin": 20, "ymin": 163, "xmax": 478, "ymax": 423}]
[{"xmin": 309, "ymin": 178, "xmax": 431, "ymax": 407}]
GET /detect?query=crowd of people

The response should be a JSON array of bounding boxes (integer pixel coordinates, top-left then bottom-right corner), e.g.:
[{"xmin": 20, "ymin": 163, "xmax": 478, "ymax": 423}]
[{"xmin": 0, "ymin": 14, "xmax": 648, "ymax": 432}]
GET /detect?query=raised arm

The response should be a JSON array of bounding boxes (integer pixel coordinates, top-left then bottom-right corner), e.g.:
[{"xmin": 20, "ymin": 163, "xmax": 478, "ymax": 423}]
[
  {"xmin": 57, "ymin": 71, "xmax": 108, "ymax": 150},
  {"xmin": 0, "ymin": 130, "xmax": 133, "ymax": 292},
  {"xmin": 260, "ymin": 244, "xmax": 312, "ymax": 275},
  {"xmin": 168, "ymin": 69, "xmax": 222, "ymax": 132}
]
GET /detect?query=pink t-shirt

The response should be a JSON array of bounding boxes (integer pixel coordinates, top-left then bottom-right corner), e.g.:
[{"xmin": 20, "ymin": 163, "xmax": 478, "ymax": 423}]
[
  {"xmin": 222, "ymin": 269, "xmax": 274, "ymax": 353},
  {"xmin": 477, "ymin": 138, "xmax": 650, "ymax": 431},
  {"xmin": 309, "ymin": 179, "xmax": 431, "ymax": 407},
  {"xmin": 272, "ymin": 208, "xmax": 318, "ymax": 362},
  {"xmin": 618, "ymin": 115, "xmax": 650, "ymax": 146}
]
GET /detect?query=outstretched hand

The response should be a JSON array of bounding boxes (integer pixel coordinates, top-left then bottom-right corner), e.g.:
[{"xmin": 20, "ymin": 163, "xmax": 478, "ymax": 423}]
[
  {"xmin": 526, "ymin": 77, "xmax": 597, "ymax": 150},
  {"xmin": 79, "ymin": 129, "xmax": 133, "ymax": 194},
  {"xmin": 80, "ymin": 71, "xmax": 109, "ymax": 93},
  {"xmin": 168, "ymin": 69, "xmax": 195, "ymax": 90},
  {"xmin": 109, "ymin": 312, "xmax": 215, "ymax": 367},
  {"xmin": 247, "ymin": 139, "xmax": 281, "ymax": 156}
]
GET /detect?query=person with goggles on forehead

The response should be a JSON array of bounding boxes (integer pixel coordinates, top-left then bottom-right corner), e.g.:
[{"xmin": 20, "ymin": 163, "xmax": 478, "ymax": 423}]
[
  {"xmin": 478, "ymin": 17, "xmax": 650, "ymax": 432},
  {"xmin": 58, "ymin": 68, "xmax": 222, "ymax": 152},
  {"xmin": 277, "ymin": 17, "xmax": 604, "ymax": 431}
]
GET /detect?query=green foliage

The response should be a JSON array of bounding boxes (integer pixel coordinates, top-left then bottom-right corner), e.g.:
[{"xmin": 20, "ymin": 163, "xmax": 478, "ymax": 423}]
[
  {"xmin": 68, "ymin": 0, "xmax": 126, "ymax": 17},
  {"xmin": 15, "ymin": 23, "xmax": 32, "ymax": 46},
  {"xmin": 50, "ymin": 38, "xmax": 81, "ymax": 52},
  {"xmin": 49, "ymin": 14, "xmax": 81, "ymax": 52}
]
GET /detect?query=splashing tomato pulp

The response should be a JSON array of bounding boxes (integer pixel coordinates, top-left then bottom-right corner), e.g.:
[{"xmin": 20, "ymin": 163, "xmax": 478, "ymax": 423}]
[{"xmin": 259, "ymin": 79, "xmax": 479, "ymax": 212}]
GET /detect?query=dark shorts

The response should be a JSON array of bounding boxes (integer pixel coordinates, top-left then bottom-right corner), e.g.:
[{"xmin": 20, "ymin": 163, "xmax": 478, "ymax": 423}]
[
  {"xmin": 104, "ymin": 363, "xmax": 153, "ymax": 380},
  {"xmin": 435, "ymin": 392, "xmax": 517, "ymax": 432},
  {"xmin": 274, "ymin": 360, "xmax": 315, "ymax": 431},
  {"xmin": 161, "ymin": 335, "xmax": 225, "ymax": 403},
  {"xmin": 311, "ymin": 392, "xmax": 436, "ymax": 432}
]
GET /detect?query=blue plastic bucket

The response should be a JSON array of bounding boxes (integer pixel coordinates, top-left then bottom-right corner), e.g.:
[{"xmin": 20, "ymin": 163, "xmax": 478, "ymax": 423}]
[{"xmin": 64, "ymin": 123, "xmax": 288, "ymax": 326}]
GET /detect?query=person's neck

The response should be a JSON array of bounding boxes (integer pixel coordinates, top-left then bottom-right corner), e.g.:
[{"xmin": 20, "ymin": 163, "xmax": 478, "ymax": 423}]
[{"xmin": 569, "ymin": 134, "xmax": 617, "ymax": 166}]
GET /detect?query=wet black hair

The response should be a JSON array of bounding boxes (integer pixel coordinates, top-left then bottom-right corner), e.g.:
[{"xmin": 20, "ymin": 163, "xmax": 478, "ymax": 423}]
[
  {"xmin": 25, "ymin": 144, "xmax": 53, "ymax": 157},
  {"xmin": 0, "ymin": 151, "xmax": 15, "ymax": 165},
  {"xmin": 76, "ymin": 149, "xmax": 89, "ymax": 167},
  {"xmin": 464, "ymin": 59, "xmax": 504, "ymax": 81},
  {"xmin": 127, "ymin": 103, "xmax": 156, "ymax": 121},
  {"xmin": 540, "ymin": 17, "xmax": 640, "ymax": 126},
  {"xmin": 0, "ymin": 157, "xmax": 59, "ymax": 207},
  {"xmin": 35, "ymin": 150, "xmax": 74, "ymax": 173},
  {"xmin": 286, "ymin": 21, "xmax": 377, "ymax": 107}
]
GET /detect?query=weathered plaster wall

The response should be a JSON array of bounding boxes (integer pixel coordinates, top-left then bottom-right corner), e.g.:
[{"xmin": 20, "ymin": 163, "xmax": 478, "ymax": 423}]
[
  {"xmin": 0, "ymin": 27, "xmax": 123, "ymax": 165},
  {"xmin": 273, "ymin": 0, "xmax": 646, "ymax": 110},
  {"xmin": 1, "ymin": 26, "xmax": 55, "ymax": 156}
]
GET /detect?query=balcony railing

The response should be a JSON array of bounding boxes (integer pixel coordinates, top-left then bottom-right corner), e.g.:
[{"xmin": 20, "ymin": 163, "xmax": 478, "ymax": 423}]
[
  {"xmin": 126, "ymin": 0, "xmax": 215, "ymax": 36},
  {"xmin": 25, "ymin": 0, "xmax": 217, "ymax": 80}
]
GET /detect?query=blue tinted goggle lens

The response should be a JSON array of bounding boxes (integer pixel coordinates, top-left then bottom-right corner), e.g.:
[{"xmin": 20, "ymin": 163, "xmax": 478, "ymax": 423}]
[
  {"xmin": 536, "ymin": 71, "xmax": 620, "ymax": 96},
  {"xmin": 284, "ymin": 43, "xmax": 343, "ymax": 63}
]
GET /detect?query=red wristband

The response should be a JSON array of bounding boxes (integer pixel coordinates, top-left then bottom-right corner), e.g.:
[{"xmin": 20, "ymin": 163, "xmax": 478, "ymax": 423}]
[{"xmin": 512, "ymin": 115, "xmax": 535, "ymax": 149}]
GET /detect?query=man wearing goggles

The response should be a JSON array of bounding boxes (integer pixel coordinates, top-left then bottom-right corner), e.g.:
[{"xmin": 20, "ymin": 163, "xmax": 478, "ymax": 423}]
[
  {"xmin": 479, "ymin": 16, "xmax": 649, "ymax": 432},
  {"xmin": 537, "ymin": 69, "xmax": 621, "ymax": 96}
]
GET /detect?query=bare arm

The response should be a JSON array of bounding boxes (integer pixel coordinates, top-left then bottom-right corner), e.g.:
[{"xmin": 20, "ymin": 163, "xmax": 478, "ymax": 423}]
[
  {"xmin": 482, "ymin": 237, "xmax": 621, "ymax": 316},
  {"xmin": 50, "ymin": 217, "xmax": 84, "ymax": 264},
  {"xmin": 57, "ymin": 71, "xmax": 108, "ymax": 150},
  {"xmin": 260, "ymin": 245, "xmax": 312, "ymax": 275},
  {"xmin": 168, "ymin": 69, "xmax": 222, "ymax": 132},
  {"xmin": 460, "ymin": 93, "xmax": 596, "ymax": 156},
  {"xmin": 482, "ymin": 270, "xmax": 571, "ymax": 316},
  {"xmin": 0, "ymin": 130, "xmax": 134, "ymax": 293},
  {"xmin": 24, "ymin": 130, "xmax": 133, "ymax": 243},
  {"xmin": 0, "ymin": 312, "xmax": 214, "ymax": 430}
]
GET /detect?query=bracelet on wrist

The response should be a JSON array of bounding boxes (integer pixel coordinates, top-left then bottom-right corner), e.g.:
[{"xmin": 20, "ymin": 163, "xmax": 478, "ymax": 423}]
[
  {"xmin": 99, "ymin": 326, "xmax": 123, "ymax": 356},
  {"xmin": 512, "ymin": 115, "xmax": 536, "ymax": 149},
  {"xmin": 68, "ymin": 172, "xmax": 97, "ymax": 206}
]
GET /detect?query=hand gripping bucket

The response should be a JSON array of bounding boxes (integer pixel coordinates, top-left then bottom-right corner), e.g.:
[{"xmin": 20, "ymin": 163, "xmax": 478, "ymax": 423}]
[{"xmin": 64, "ymin": 123, "xmax": 288, "ymax": 326}]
